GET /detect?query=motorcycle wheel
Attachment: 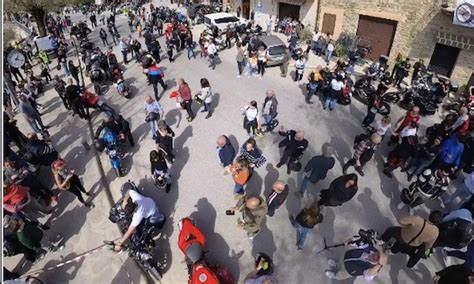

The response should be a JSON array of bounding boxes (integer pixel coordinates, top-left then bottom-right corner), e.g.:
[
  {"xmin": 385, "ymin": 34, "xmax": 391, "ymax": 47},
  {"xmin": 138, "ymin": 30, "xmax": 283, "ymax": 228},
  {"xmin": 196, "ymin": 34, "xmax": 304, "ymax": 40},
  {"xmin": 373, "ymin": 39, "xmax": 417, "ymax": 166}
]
[
  {"xmin": 378, "ymin": 102, "xmax": 391, "ymax": 115},
  {"xmin": 115, "ymin": 166, "xmax": 122, "ymax": 178},
  {"xmin": 353, "ymin": 89, "xmax": 368, "ymax": 105}
]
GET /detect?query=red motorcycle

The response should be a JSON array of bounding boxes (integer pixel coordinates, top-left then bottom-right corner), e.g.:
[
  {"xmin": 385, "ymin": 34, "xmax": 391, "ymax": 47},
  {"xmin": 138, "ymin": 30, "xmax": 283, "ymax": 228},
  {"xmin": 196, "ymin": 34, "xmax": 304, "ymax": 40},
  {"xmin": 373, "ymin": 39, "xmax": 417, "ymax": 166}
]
[{"xmin": 178, "ymin": 217, "xmax": 234, "ymax": 284}]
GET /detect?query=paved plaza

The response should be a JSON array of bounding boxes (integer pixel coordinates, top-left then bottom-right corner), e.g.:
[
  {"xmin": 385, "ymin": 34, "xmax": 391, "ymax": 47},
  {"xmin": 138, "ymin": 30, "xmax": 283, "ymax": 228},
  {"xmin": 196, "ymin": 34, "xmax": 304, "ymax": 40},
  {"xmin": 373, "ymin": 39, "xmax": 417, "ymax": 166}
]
[{"xmin": 5, "ymin": 3, "xmax": 462, "ymax": 283}]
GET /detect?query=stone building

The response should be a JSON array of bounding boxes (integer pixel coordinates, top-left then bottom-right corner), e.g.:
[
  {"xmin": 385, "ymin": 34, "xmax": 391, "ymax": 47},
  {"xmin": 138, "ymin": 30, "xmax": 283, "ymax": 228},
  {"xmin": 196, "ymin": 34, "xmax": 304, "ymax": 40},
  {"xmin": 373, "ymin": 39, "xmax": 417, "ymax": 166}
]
[{"xmin": 316, "ymin": 0, "xmax": 473, "ymax": 85}]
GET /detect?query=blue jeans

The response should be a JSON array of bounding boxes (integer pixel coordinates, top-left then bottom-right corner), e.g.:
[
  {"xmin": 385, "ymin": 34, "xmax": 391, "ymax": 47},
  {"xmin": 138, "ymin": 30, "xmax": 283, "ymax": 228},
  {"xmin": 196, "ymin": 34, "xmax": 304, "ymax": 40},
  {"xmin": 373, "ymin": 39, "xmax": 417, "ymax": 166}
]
[
  {"xmin": 61, "ymin": 62, "xmax": 70, "ymax": 76},
  {"xmin": 204, "ymin": 102, "xmax": 213, "ymax": 114},
  {"xmin": 326, "ymin": 50, "xmax": 333, "ymax": 63},
  {"xmin": 291, "ymin": 219, "xmax": 310, "ymax": 249},
  {"xmin": 27, "ymin": 117, "xmax": 44, "ymax": 133},
  {"xmin": 324, "ymin": 96, "xmax": 337, "ymax": 110},
  {"xmin": 262, "ymin": 114, "xmax": 272, "ymax": 125},
  {"xmin": 148, "ymin": 120, "xmax": 157, "ymax": 135},
  {"xmin": 187, "ymin": 47, "xmax": 195, "ymax": 59},
  {"xmin": 234, "ymin": 183, "xmax": 244, "ymax": 194},
  {"xmin": 299, "ymin": 176, "xmax": 315, "ymax": 194}
]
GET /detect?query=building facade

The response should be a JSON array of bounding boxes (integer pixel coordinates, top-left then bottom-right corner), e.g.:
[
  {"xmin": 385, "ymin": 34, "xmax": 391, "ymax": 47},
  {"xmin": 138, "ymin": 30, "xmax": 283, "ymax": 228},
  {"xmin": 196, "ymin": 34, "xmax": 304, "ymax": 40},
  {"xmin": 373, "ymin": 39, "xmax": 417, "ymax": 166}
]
[{"xmin": 316, "ymin": 0, "xmax": 473, "ymax": 84}]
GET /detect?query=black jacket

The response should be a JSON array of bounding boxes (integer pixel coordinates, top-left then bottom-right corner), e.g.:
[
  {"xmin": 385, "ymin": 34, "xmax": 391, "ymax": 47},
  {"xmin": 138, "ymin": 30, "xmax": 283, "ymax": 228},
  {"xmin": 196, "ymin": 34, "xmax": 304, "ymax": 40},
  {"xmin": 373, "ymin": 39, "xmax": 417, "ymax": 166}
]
[
  {"xmin": 267, "ymin": 185, "xmax": 289, "ymax": 213},
  {"xmin": 218, "ymin": 136, "xmax": 236, "ymax": 167},
  {"xmin": 304, "ymin": 155, "xmax": 335, "ymax": 183},
  {"xmin": 278, "ymin": 130, "xmax": 308, "ymax": 158}
]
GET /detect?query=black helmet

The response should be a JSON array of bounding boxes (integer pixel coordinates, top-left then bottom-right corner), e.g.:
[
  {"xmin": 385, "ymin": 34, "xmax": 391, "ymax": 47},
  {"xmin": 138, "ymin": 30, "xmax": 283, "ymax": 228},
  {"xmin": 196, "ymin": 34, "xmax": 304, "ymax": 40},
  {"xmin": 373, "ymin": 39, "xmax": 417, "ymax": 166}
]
[{"xmin": 155, "ymin": 176, "xmax": 167, "ymax": 189}]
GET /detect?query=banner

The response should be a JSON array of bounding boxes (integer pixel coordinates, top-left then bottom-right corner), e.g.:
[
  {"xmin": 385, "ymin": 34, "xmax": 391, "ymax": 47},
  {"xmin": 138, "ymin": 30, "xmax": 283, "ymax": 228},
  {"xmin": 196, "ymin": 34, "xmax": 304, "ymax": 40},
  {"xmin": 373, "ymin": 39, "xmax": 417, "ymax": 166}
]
[{"xmin": 453, "ymin": 0, "xmax": 474, "ymax": 28}]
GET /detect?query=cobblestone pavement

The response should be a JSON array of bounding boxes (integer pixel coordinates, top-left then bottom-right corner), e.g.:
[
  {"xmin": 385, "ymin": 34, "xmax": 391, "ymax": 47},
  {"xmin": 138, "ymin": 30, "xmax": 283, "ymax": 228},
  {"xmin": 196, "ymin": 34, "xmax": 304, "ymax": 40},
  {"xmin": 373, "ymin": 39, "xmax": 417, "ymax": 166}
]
[{"xmin": 4, "ymin": 2, "xmax": 460, "ymax": 283}]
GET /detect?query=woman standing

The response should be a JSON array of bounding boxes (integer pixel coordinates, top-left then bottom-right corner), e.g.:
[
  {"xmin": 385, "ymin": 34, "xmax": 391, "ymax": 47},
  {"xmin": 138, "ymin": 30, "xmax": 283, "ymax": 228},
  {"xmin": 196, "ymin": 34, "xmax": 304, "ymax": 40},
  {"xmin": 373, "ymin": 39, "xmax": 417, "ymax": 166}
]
[
  {"xmin": 51, "ymin": 159, "xmax": 93, "ymax": 208},
  {"xmin": 150, "ymin": 150, "xmax": 172, "ymax": 193},
  {"xmin": 256, "ymin": 46, "xmax": 267, "ymax": 79},
  {"xmin": 177, "ymin": 78, "xmax": 194, "ymax": 122},
  {"xmin": 155, "ymin": 120, "xmax": 175, "ymax": 163},
  {"xmin": 318, "ymin": 174, "xmax": 359, "ymax": 207},
  {"xmin": 196, "ymin": 78, "xmax": 213, "ymax": 119},
  {"xmin": 241, "ymin": 101, "xmax": 259, "ymax": 137},
  {"xmin": 240, "ymin": 138, "xmax": 267, "ymax": 176},
  {"xmin": 68, "ymin": 60, "xmax": 80, "ymax": 87},
  {"xmin": 291, "ymin": 203, "xmax": 324, "ymax": 250}
]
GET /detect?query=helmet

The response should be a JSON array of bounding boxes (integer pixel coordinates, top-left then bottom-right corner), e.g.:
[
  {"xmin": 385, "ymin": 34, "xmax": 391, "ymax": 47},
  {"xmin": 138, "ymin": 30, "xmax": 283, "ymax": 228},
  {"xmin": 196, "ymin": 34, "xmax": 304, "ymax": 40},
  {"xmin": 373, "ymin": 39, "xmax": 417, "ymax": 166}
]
[
  {"xmin": 155, "ymin": 176, "xmax": 167, "ymax": 189},
  {"xmin": 103, "ymin": 129, "xmax": 117, "ymax": 145}
]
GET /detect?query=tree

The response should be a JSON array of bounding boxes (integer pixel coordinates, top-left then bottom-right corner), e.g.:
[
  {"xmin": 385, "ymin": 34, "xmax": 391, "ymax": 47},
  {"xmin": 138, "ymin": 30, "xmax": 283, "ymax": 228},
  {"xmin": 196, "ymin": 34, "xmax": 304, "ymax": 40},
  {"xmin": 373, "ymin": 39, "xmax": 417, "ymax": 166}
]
[{"xmin": 5, "ymin": 0, "xmax": 75, "ymax": 37}]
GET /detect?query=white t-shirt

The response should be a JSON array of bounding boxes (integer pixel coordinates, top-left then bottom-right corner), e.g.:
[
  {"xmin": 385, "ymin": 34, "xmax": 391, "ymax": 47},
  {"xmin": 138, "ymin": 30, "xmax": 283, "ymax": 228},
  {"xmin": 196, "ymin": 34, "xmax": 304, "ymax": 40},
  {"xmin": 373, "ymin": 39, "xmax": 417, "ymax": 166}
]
[
  {"xmin": 312, "ymin": 32, "xmax": 320, "ymax": 42},
  {"xmin": 243, "ymin": 106, "xmax": 259, "ymax": 122},
  {"xmin": 129, "ymin": 190, "xmax": 158, "ymax": 227},
  {"xmin": 330, "ymin": 79, "xmax": 343, "ymax": 91},
  {"xmin": 327, "ymin": 43, "xmax": 335, "ymax": 52},
  {"xmin": 375, "ymin": 119, "xmax": 391, "ymax": 136},
  {"xmin": 207, "ymin": 43, "xmax": 217, "ymax": 55}
]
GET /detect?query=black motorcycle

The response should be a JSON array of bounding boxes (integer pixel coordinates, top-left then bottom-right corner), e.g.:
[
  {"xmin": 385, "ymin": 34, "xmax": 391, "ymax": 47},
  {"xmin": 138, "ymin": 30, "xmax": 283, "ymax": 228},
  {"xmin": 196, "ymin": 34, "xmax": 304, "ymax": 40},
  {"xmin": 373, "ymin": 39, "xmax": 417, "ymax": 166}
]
[
  {"xmin": 353, "ymin": 82, "xmax": 391, "ymax": 115},
  {"xmin": 107, "ymin": 181, "xmax": 163, "ymax": 281}
]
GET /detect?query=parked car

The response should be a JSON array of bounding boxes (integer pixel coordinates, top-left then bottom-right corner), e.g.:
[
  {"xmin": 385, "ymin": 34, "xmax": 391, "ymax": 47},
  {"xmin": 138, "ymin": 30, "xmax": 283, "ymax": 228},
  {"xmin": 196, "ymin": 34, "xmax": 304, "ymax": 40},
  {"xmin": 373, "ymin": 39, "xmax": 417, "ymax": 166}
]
[
  {"xmin": 204, "ymin": 12, "xmax": 245, "ymax": 35},
  {"xmin": 257, "ymin": 35, "xmax": 288, "ymax": 66}
]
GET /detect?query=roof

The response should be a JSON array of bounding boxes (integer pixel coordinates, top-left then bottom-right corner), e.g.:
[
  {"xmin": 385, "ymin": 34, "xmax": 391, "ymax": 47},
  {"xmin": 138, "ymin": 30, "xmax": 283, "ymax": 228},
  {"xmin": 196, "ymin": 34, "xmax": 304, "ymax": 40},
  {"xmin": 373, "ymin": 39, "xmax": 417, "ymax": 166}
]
[
  {"xmin": 204, "ymin": 12, "xmax": 237, "ymax": 20},
  {"xmin": 258, "ymin": 35, "xmax": 285, "ymax": 46}
]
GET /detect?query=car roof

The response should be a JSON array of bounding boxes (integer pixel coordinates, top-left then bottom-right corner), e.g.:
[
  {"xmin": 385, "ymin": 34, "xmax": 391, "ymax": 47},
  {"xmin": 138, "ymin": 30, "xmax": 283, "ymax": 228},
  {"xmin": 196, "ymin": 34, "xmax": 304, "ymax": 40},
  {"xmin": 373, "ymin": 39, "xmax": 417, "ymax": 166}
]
[
  {"xmin": 258, "ymin": 35, "xmax": 285, "ymax": 46},
  {"xmin": 204, "ymin": 12, "xmax": 237, "ymax": 20}
]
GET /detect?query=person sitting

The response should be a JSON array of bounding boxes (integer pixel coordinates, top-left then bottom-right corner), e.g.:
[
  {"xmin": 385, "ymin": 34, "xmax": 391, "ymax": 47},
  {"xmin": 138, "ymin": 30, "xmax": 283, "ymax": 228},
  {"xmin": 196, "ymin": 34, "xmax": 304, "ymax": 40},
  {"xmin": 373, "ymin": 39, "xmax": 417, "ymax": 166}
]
[
  {"xmin": 95, "ymin": 114, "xmax": 134, "ymax": 147},
  {"xmin": 113, "ymin": 189, "xmax": 166, "ymax": 251}
]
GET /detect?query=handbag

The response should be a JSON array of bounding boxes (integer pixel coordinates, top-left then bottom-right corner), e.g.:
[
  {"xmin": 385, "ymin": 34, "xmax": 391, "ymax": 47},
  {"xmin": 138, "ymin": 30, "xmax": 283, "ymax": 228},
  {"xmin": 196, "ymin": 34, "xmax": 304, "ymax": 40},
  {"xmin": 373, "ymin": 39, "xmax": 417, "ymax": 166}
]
[{"xmin": 145, "ymin": 112, "xmax": 159, "ymax": 122}]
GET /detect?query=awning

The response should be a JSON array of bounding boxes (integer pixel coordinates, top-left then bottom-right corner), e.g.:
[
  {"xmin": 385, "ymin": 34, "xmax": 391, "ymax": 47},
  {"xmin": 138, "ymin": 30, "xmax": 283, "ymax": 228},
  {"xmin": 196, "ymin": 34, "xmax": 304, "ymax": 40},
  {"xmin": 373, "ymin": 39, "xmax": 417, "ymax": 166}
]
[{"xmin": 278, "ymin": 0, "xmax": 306, "ymax": 6}]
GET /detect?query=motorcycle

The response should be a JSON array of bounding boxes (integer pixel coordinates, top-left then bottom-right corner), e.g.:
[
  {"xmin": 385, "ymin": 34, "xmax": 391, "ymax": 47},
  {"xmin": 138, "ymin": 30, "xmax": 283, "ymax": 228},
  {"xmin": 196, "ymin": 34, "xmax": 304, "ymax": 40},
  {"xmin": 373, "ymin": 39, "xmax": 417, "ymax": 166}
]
[
  {"xmin": 80, "ymin": 89, "xmax": 116, "ymax": 116},
  {"xmin": 353, "ymin": 83, "xmax": 391, "ymax": 115},
  {"xmin": 106, "ymin": 181, "xmax": 162, "ymax": 281},
  {"xmin": 178, "ymin": 217, "xmax": 234, "ymax": 284},
  {"xmin": 95, "ymin": 128, "xmax": 123, "ymax": 177}
]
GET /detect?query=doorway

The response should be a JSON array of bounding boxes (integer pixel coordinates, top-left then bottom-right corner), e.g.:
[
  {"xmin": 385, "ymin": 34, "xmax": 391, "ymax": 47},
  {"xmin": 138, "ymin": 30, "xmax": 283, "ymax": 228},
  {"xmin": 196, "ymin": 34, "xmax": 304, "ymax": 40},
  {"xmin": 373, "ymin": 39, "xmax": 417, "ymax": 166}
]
[
  {"xmin": 428, "ymin": 43, "xmax": 460, "ymax": 77},
  {"xmin": 242, "ymin": 0, "xmax": 250, "ymax": 19},
  {"xmin": 278, "ymin": 3, "xmax": 300, "ymax": 20},
  {"xmin": 356, "ymin": 15, "xmax": 397, "ymax": 61}
]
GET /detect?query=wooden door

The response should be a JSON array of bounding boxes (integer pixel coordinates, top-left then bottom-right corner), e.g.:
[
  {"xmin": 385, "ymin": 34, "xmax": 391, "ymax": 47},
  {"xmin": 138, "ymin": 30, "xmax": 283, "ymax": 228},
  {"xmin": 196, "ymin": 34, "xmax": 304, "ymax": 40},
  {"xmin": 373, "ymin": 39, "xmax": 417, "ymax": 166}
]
[
  {"xmin": 356, "ymin": 15, "xmax": 397, "ymax": 61},
  {"xmin": 428, "ymin": 43, "xmax": 460, "ymax": 77},
  {"xmin": 242, "ymin": 0, "xmax": 250, "ymax": 19},
  {"xmin": 321, "ymin": 13, "xmax": 336, "ymax": 35}
]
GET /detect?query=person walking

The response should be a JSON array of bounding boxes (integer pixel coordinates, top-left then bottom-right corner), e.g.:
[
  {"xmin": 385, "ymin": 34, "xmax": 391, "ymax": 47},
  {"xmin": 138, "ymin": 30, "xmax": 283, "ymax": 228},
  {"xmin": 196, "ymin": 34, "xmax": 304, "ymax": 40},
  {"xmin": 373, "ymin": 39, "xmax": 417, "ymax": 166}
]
[
  {"xmin": 382, "ymin": 215, "xmax": 439, "ymax": 268},
  {"xmin": 68, "ymin": 60, "xmax": 81, "ymax": 87},
  {"xmin": 276, "ymin": 127, "xmax": 308, "ymax": 174},
  {"xmin": 324, "ymin": 73, "xmax": 344, "ymax": 111},
  {"xmin": 18, "ymin": 95, "xmax": 47, "ymax": 134},
  {"xmin": 99, "ymin": 28, "xmax": 109, "ymax": 47},
  {"xmin": 318, "ymin": 174, "xmax": 359, "ymax": 207},
  {"xmin": 290, "ymin": 203, "xmax": 324, "ymax": 250},
  {"xmin": 342, "ymin": 133, "xmax": 382, "ymax": 176},
  {"xmin": 298, "ymin": 145, "xmax": 335, "ymax": 197},
  {"xmin": 144, "ymin": 96, "xmax": 164, "ymax": 139},
  {"xmin": 196, "ymin": 78, "xmax": 213, "ymax": 119},
  {"xmin": 146, "ymin": 65, "xmax": 167, "ymax": 101},
  {"xmin": 216, "ymin": 135, "xmax": 236, "ymax": 172},
  {"xmin": 155, "ymin": 120, "xmax": 175, "ymax": 163},
  {"xmin": 236, "ymin": 43, "xmax": 246, "ymax": 78},
  {"xmin": 207, "ymin": 40, "xmax": 217, "ymax": 70},
  {"xmin": 256, "ymin": 46, "xmax": 268, "ymax": 79},
  {"xmin": 176, "ymin": 78, "xmax": 195, "ymax": 122},
  {"xmin": 230, "ymin": 156, "xmax": 250, "ymax": 198},
  {"xmin": 51, "ymin": 159, "xmax": 93, "ymax": 208},
  {"xmin": 241, "ymin": 101, "xmax": 260, "ymax": 137},
  {"xmin": 228, "ymin": 195, "xmax": 268, "ymax": 239},
  {"xmin": 266, "ymin": 180, "xmax": 289, "ymax": 217}
]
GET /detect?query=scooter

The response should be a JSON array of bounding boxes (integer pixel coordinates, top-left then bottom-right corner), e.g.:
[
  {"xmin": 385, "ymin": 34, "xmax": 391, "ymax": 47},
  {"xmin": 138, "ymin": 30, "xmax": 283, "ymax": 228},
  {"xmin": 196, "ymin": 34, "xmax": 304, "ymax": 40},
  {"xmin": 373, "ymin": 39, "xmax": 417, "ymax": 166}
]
[
  {"xmin": 95, "ymin": 128, "xmax": 123, "ymax": 177},
  {"xmin": 178, "ymin": 217, "xmax": 234, "ymax": 284}
]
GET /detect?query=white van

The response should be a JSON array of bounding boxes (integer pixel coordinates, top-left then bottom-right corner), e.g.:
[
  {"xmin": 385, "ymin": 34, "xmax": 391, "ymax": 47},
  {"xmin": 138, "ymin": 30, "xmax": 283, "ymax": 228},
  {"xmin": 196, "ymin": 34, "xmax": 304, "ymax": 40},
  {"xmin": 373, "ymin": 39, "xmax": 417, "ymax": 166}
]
[{"xmin": 204, "ymin": 12, "xmax": 245, "ymax": 34}]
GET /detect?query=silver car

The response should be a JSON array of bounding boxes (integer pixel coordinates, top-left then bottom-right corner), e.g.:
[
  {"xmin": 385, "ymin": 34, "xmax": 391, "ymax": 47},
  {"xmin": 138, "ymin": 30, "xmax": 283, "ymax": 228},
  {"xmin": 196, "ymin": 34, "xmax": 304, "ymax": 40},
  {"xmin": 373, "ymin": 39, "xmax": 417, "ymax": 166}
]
[{"xmin": 258, "ymin": 35, "xmax": 288, "ymax": 66}]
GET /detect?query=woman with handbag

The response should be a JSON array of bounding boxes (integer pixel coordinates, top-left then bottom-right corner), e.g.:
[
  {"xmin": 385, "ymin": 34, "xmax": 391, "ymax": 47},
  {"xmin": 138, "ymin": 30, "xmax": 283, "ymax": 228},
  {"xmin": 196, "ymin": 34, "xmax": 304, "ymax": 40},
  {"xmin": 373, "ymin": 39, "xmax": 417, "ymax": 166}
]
[
  {"xmin": 196, "ymin": 78, "xmax": 213, "ymax": 119},
  {"xmin": 241, "ymin": 101, "xmax": 260, "ymax": 138},
  {"xmin": 177, "ymin": 78, "xmax": 195, "ymax": 122},
  {"xmin": 144, "ymin": 95, "xmax": 164, "ymax": 138}
]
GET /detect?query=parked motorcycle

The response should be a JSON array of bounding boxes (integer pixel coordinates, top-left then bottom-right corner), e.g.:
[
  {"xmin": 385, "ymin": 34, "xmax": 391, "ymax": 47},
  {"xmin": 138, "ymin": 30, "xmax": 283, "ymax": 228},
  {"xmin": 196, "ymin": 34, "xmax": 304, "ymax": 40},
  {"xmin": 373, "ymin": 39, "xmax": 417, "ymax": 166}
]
[
  {"xmin": 106, "ymin": 180, "xmax": 162, "ymax": 281},
  {"xmin": 95, "ymin": 128, "xmax": 123, "ymax": 177},
  {"xmin": 178, "ymin": 217, "xmax": 234, "ymax": 284},
  {"xmin": 80, "ymin": 89, "xmax": 116, "ymax": 116}
]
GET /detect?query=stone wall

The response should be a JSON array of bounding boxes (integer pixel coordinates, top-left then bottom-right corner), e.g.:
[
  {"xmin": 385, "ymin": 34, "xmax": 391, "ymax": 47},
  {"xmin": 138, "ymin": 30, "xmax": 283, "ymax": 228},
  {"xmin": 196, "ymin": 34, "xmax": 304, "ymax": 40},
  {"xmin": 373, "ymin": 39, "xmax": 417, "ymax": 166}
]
[{"xmin": 319, "ymin": 0, "xmax": 474, "ymax": 84}]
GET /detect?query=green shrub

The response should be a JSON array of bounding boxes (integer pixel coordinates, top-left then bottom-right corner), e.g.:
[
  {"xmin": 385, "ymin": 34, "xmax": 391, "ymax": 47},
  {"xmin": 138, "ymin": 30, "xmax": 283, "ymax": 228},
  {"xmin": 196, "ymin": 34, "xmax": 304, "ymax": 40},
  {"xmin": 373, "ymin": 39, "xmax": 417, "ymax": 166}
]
[
  {"xmin": 299, "ymin": 28, "xmax": 312, "ymax": 44},
  {"xmin": 4, "ymin": 28, "xmax": 17, "ymax": 48},
  {"xmin": 334, "ymin": 44, "xmax": 348, "ymax": 58}
]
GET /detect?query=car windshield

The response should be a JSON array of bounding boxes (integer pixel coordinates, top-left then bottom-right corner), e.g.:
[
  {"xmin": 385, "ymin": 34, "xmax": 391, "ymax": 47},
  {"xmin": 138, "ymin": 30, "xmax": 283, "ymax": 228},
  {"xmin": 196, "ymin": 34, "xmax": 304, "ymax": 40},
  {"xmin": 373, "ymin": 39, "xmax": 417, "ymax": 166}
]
[
  {"xmin": 215, "ymin": 17, "xmax": 239, "ymax": 24},
  {"xmin": 268, "ymin": 45, "xmax": 286, "ymax": 55}
]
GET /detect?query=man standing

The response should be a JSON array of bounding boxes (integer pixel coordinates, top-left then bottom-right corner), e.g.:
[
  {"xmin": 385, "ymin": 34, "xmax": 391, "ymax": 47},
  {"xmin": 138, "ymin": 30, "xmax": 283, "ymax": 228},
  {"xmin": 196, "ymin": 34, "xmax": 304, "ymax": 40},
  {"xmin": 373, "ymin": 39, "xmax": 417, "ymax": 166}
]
[
  {"xmin": 228, "ymin": 195, "xmax": 268, "ymax": 239},
  {"xmin": 65, "ymin": 79, "xmax": 87, "ymax": 119},
  {"xmin": 216, "ymin": 135, "xmax": 236, "ymax": 172},
  {"xmin": 298, "ymin": 145, "xmax": 335, "ymax": 197},
  {"xmin": 236, "ymin": 43, "xmax": 245, "ymax": 78},
  {"xmin": 276, "ymin": 127, "xmax": 308, "ymax": 174},
  {"xmin": 261, "ymin": 90, "xmax": 278, "ymax": 130},
  {"xmin": 119, "ymin": 38, "xmax": 130, "ymax": 64},
  {"xmin": 207, "ymin": 40, "xmax": 217, "ymax": 70},
  {"xmin": 146, "ymin": 65, "xmax": 167, "ymax": 101},
  {"xmin": 18, "ymin": 95, "xmax": 48, "ymax": 134},
  {"xmin": 343, "ymin": 133, "xmax": 382, "ymax": 176},
  {"xmin": 267, "ymin": 181, "xmax": 289, "ymax": 217},
  {"xmin": 326, "ymin": 40, "xmax": 335, "ymax": 64},
  {"xmin": 280, "ymin": 48, "xmax": 291, "ymax": 78},
  {"xmin": 99, "ymin": 28, "xmax": 109, "ymax": 47}
]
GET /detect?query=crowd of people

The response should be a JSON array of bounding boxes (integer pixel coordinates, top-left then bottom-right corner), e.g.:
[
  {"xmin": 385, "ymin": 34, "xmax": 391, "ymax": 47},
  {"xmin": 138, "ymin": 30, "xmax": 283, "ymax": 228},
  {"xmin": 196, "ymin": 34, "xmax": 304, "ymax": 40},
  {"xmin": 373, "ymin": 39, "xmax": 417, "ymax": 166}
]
[{"xmin": 3, "ymin": 1, "xmax": 474, "ymax": 283}]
